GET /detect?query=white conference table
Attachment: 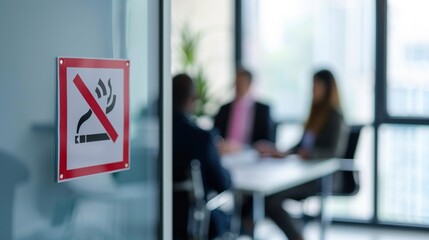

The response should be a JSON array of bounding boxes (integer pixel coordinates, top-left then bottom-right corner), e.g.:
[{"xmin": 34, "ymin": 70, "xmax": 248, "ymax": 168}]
[{"xmin": 222, "ymin": 150, "xmax": 357, "ymax": 240}]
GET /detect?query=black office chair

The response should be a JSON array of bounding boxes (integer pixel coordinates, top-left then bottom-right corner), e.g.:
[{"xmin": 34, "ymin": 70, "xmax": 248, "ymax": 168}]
[
  {"xmin": 332, "ymin": 125, "xmax": 363, "ymax": 195},
  {"xmin": 174, "ymin": 160, "xmax": 237, "ymax": 240},
  {"xmin": 343, "ymin": 125, "xmax": 363, "ymax": 159},
  {"xmin": 187, "ymin": 160, "xmax": 210, "ymax": 239},
  {"xmin": 299, "ymin": 125, "xmax": 363, "ymax": 223}
]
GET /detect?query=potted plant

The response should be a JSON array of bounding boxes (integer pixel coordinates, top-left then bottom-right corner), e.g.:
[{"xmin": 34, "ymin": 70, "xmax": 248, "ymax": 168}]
[{"xmin": 177, "ymin": 24, "xmax": 211, "ymax": 118}]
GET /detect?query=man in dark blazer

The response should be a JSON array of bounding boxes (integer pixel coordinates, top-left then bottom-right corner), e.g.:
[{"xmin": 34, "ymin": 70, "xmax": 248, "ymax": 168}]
[
  {"xmin": 173, "ymin": 73, "xmax": 232, "ymax": 239},
  {"xmin": 214, "ymin": 68, "xmax": 274, "ymax": 151}
]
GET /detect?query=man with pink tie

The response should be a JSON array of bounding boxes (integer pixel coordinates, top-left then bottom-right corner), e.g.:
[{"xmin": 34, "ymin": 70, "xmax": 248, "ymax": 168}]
[{"xmin": 214, "ymin": 68, "xmax": 274, "ymax": 153}]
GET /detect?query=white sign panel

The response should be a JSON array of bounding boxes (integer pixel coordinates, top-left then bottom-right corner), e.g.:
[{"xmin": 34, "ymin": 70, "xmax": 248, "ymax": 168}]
[{"xmin": 57, "ymin": 57, "xmax": 130, "ymax": 182}]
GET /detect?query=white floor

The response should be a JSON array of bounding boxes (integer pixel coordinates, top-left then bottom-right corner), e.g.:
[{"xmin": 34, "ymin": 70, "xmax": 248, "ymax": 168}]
[{"xmin": 252, "ymin": 219, "xmax": 429, "ymax": 240}]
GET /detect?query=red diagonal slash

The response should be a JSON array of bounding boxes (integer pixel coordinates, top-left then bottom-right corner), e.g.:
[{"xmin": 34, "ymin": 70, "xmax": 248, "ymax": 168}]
[{"xmin": 73, "ymin": 74, "xmax": 118, "ymax": 142}]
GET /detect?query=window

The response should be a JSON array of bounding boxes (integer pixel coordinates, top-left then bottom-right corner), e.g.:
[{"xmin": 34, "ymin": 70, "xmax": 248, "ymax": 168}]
[
  {"xmin": 379, "ymin": 125, "xmax": 429, "ymax": 225},
  {"xmin": 242, "ymin": 0, "xmax": 374, "ymax": 125},
  {"xmin": 242, "ymin": 0, "xmax": 375, "ymax": 221},
  {"xmin": 375, "ymin": 0, "xmax": 429, "ymax": 228},
  {"xmin": 387, "ymin": 0, "xmax": 429, "ymax": 117}
]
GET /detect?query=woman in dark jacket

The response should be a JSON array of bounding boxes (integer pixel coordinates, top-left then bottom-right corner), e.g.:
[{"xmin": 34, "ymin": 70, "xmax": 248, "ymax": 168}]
[
  {"xmin": 288, "ymin": 69, "xmax": 347, "ymax": 159},
  {"xmin": 257, "ymin": 69, "xmax": 348, "ymax": 240}
]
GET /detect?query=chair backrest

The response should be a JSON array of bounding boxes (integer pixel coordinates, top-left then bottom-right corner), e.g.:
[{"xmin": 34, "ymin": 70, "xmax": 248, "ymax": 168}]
[
  {"xmin": 270, "ymin": 121, "xmax": 279, "ymax": 144},
  {"xmin": 335, "ymin": 125, "xmax": 363, "ymax": 196},
  {"xmin": 190, "ymin": 160, "xmax": 206, "ymax": 206},
  {"xmin": 343, "ymin": 125, "xmax": 364, "ymax": 159},
  {"xmin": 174, "ymin": 160, "xmax": 235, "ymax": 239},
  {"xmin": 171, "ymin": 160, "xmax": 209, "ymax": 238},
  {"xmin": 188, "ymin": 160, "xmax": 211, "ymax": 239}
]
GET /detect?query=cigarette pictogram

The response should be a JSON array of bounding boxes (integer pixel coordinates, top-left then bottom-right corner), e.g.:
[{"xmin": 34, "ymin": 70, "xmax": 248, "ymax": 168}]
[{"xmin": 73, "ymin": 75, "xmax": 118, "ymax": 144}]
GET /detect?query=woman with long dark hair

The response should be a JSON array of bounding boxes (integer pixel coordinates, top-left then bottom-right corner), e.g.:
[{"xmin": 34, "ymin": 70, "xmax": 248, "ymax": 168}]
[
  {"xmin": 257, "ymin": 69, "xmax": 348, "ymax": 240},
  {"xmin": 290, "ymin": 69, "xmax": 346, "ymax": 159}
]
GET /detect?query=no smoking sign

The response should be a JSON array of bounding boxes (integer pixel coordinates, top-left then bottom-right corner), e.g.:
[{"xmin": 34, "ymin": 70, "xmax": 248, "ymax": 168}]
[{"xmin": 57, "ymin": 57, "xmax": 130, "ymax": 182}]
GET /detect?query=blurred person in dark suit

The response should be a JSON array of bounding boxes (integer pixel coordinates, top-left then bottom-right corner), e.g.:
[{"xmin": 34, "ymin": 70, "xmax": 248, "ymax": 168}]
[
  {"xmin": 214, "ymin": 68, "xmax": 274, "ymax": 236},
  {"xmin": 256, "ymin": 69, "xmax": 349, "ymax": 240},
  {"xmin": 214, "ymin": 68, "xmax": 274, "ymax": 153},
  {"xmin": 172, "ymin": 73, "xmax": 232, "ymax": 239}
]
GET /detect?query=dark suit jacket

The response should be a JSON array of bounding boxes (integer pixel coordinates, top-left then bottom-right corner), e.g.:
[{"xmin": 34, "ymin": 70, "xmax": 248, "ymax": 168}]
[
  {"xmin": 292, "ymin": 108, "xmax": 349, "ymax": 159},
  {"xmin": 214, "ymin": 101, "xmax": 274, "ymax": 144},
  {"xmin": 173, "ymin": 112, "xmax": 232, "ymax": 238}
]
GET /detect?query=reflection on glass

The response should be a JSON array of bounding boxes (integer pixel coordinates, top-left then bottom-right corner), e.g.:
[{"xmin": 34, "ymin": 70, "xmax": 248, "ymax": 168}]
[
  {"xmin": 243, "ymin": 0, "xmax": 374, "ymax": 124},
  {"xmin": 0, "ymin": 1, "xmax": 160, "ymax": 240},
  {"xmin": 379, "ymin": 125, "xmax": 429, "ymax": 225},
  {"xmin": 387, "ymin": 0, "xmax": 429, "ymax": 117}
]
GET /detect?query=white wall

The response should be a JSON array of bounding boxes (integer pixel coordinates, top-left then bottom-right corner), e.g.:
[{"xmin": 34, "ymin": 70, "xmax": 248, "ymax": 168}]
[{"xmin": 171, "ymin": 0, "xmax": 234, "ymax": 114}]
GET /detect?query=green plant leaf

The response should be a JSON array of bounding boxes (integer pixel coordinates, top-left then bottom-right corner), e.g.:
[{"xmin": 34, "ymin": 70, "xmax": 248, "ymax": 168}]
[
  {"xmin": 176, "ymin": 23, "xmax": 214, "ymax": 117},
  {"xmin": 178, "ymin": 24, "xmax": 201, "ymax": 72}
]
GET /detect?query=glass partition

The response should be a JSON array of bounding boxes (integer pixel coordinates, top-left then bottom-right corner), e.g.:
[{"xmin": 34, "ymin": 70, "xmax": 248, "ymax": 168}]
[{"xmin": 0, "ymin": 1, "xmax": 163, "ymax": 239}]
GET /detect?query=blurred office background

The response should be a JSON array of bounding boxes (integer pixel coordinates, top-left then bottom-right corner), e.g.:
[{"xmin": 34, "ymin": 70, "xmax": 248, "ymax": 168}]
[{"xmin": 172, "ymin": 0, "xmax": 429, "ymax": 237}]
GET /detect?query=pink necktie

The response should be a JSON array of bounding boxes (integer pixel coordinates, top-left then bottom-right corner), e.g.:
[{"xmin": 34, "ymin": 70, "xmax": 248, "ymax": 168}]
[{"xmin": 227, "ymin": 98, "xmax": 250, "ymax": 144}]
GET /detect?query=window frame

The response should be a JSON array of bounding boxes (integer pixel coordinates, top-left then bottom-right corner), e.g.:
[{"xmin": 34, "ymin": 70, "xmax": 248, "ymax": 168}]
[{"xmin": 236, "ymin": 0, "xmax": 429, "ymax": 230}]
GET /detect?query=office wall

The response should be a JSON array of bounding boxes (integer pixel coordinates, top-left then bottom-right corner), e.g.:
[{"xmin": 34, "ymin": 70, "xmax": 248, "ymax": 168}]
[{"xmin": 171, "ymin": 0, "xmax": 234, "ymax": 115}]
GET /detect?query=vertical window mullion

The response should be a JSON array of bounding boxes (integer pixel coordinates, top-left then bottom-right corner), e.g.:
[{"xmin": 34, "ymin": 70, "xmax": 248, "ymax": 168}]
[{"xmin": 374, "ymin": 0, "xmax": 388, "ymax": 224}]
